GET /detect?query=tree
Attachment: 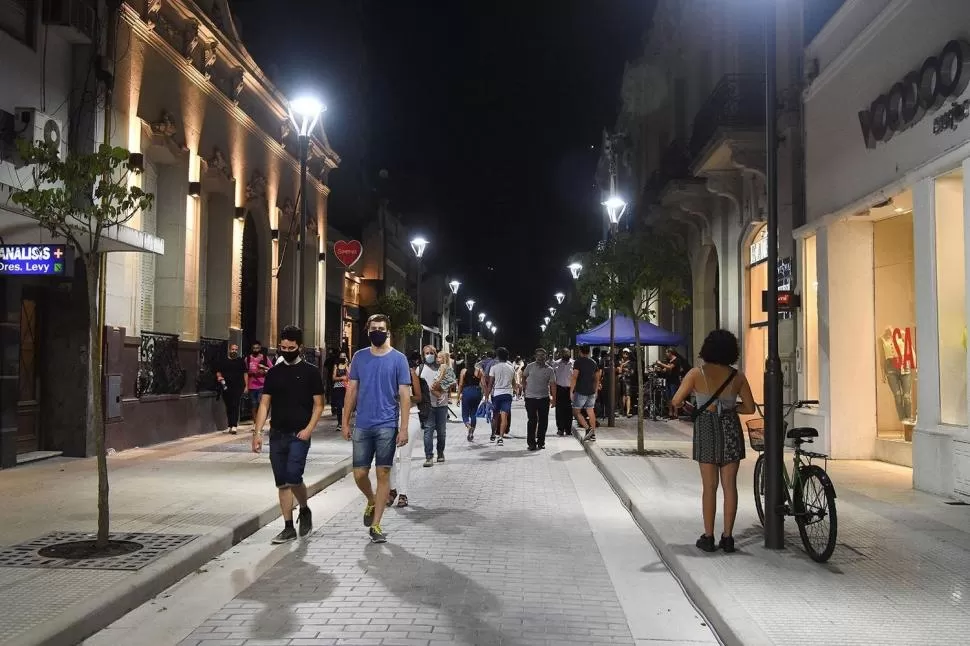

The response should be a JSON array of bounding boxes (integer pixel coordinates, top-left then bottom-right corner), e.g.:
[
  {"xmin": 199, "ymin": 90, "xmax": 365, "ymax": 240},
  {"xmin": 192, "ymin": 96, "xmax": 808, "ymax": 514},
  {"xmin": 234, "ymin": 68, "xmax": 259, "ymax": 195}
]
[
  {"xmin": 452, "ymin": 334, "xmax": 493, "ymax": 360},
  {"xmin": 12, "ymin": 141, "xmax": 153, "ymax": 548},
  {"xmin": 576, "ymin": 228, "xmax": 690, "ymax": 454},
  {"xmin": 375, "ymin": 290, "xmax": 422, "ymax": 349}
]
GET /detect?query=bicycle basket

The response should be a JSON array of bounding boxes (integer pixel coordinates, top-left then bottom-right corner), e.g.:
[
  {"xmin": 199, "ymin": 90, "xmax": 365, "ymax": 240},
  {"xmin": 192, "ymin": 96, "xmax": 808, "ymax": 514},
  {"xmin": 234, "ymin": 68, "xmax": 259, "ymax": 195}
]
[{"xmin": 745, "ymin": 418, "xmax": 788, "ymax": 452}]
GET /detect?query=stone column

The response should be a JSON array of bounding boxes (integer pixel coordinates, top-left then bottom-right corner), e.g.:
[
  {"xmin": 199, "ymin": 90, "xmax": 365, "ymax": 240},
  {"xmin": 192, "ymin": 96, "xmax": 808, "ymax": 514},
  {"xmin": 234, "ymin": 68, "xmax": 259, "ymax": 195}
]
[
  {"xmin": 154, "ymin": 163, "xmax": 190, "ymax": 336},
  {"xmin": 203, "ymin": 193, "xmax": 234, "ymax": 338}
]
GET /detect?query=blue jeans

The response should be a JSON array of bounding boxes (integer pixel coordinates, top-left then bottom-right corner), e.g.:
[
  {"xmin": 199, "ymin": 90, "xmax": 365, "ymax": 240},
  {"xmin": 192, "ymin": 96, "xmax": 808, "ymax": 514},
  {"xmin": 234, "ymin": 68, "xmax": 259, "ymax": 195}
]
[
  {"xmin": 249, "ymin": 388, "xmax": 263, "ymax": 411},
  {"xmin": 269, "ymin": 430, "xmax": 310, "ymax": 488},
  {"xmin": 461, "ymin": 387, "xmax": 483, "ymax": 428},
  {"xmin": 423, "ymin": 406, "xmax": 448, "ymax": 458},
  {"xmin": 352, "ymin": 426, "xmax": 398, "ymax": 468}
]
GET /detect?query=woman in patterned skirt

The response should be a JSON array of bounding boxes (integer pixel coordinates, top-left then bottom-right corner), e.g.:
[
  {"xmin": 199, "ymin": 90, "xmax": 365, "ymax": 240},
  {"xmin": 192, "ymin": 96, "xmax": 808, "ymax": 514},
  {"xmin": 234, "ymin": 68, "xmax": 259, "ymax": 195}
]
[{"xmin": 671, "ymin": 330, "xmax": 755, "ymax": 554}]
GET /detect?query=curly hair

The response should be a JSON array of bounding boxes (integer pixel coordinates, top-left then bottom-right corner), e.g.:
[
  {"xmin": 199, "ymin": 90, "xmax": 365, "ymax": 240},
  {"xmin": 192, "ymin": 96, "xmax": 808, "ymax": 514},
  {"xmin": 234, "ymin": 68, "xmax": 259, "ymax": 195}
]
[{"xmin": 699, "ymin": 329, "xmax": 740, "ymax": 366}]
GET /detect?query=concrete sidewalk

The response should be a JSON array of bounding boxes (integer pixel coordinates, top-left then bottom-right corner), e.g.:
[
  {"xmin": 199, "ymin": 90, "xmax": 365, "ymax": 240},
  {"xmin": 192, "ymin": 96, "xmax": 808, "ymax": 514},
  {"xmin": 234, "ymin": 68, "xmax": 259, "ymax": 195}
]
[
  {"xmin": 0, "ymin": 422, "xmax": 351, "ymax": 646},
  {"xmin": 580, "ymin": 416, "xmax": 970, "ymax": 645}
]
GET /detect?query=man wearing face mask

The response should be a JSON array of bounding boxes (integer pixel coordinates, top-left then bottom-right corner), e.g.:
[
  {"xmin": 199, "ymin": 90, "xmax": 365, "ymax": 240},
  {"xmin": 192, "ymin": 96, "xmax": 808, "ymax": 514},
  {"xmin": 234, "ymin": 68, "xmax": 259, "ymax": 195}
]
[
  {"xmin": 331, "ymin": 352, "xmax": 350, "ymax": 428},
  {"xmin": 552, "ymin": 348, "xmax": 574, "ymax": 436},
  {"xmin": 419, "ymin": 345, "xmax": 454, "ymax": 467},
  {"xmin": 342, "ymin": 314, "xmax": 412, "ymax": 544},
  {"xmin": 251, "ymin": 326, "xmax": 325, "ymax": 543},
  {"xmin": 216, "ymin": 343, "xmax": 248, "ymax": 434},
  {"xmin": 246, "ymin": 341, "xmax": 272, "ymax": 430}
]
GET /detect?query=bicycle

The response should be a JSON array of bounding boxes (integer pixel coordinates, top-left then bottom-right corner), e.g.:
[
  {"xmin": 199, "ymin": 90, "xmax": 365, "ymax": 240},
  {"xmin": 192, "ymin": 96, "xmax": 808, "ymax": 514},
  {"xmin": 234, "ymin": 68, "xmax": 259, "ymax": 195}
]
[{"xmin": 747, "ymin": 400, "xmax": 838, "ymax": 563}]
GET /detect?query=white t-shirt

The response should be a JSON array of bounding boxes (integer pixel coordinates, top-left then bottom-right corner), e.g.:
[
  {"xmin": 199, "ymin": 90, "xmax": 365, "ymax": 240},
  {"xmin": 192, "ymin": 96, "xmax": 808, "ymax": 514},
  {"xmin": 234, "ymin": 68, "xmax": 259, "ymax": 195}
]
[{"xmin": 489, "ymin": 361, "xmax": 515, "ymax": 397}]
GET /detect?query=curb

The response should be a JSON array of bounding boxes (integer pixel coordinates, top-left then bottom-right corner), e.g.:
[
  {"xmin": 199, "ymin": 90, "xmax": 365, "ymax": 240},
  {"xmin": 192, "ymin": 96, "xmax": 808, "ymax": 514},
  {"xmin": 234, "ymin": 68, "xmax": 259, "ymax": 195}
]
[
  {"xmin": 11, "ymin": 457, "xmax": 352, "ymax": 646},
  {"xmin": 574, "ymin": 431, "xmax": 742, "ymax": 646}
]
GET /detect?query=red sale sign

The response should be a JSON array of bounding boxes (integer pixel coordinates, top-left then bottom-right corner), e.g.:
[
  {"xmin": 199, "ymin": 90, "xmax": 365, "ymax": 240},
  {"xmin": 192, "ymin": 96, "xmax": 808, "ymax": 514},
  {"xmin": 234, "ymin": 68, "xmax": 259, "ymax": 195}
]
[{"xmin": 333, "ymin": 240, "xmax": 363, "ymax": 268}]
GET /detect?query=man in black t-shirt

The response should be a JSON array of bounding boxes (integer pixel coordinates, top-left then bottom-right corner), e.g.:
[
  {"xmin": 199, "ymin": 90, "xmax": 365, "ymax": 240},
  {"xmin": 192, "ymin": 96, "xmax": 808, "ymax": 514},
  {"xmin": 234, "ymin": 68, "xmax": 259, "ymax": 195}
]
[
  {"xmin": 570, "ymin": 345, "xmax": 602, "ymax": 442},
  {"xmin": 252, "ymin": 325, "xmax": 325, "ymax": 544},
  {"xmin": 215, "ymin": 344, "xmax": 248, "ymax": 434}
]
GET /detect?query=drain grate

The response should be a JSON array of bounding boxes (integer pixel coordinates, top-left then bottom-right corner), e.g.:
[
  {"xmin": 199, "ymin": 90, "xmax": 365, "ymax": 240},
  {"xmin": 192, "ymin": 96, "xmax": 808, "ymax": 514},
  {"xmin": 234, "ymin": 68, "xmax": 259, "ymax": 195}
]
[
  {"xmin": 0, "ymin": 531, "xmax": 198, "ymax": 571},
  {"xmin": 602, "ymin": 447, "xmax": 688, "ymax": 459}
]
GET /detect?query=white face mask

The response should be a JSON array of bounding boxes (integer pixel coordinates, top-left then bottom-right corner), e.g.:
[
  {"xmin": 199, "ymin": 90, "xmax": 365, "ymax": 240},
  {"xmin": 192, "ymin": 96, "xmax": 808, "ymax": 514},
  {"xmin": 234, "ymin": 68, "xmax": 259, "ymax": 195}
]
[{"xmin": 425, "ymin": 354, "xmax": 436, "ymax": 364}]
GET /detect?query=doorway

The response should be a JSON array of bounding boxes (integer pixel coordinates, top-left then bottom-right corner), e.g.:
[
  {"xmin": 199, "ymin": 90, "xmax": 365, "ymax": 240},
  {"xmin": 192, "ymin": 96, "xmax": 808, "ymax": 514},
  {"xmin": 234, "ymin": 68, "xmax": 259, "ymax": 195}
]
[
  {"xmin": 17, "ymin": 293, "xmax": 41, "ymax": 454},
  {"xmin": 241, "ymin": 212, "xmax": 259, "ymax": 348}
]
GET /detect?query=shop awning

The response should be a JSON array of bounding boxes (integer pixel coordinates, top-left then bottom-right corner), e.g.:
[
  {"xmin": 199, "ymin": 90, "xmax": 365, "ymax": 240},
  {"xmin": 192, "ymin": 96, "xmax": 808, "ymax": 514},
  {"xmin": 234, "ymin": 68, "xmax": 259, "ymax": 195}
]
[{"xmin": 0, "ymin": 207, "xmax": 164, "ymax": 255}]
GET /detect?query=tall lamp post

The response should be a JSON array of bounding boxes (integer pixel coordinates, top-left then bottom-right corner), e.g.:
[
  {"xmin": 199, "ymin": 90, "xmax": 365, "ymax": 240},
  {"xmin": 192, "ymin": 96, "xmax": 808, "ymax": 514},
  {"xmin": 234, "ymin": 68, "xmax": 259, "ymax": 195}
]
[
  {"xmin": 448, "ymin": 280, "xmax": 461, "ymax": 349},
  {"xmin": 478, "ymin": 312, "xmax": 486, "ymax": 337},
  {"xmin": 568, "ymin": 262, "xmax": 583, "ymax": 280},
  {"xmin": 555, "ymin": 292, "xmax": 565, "ymax": 305},
  {"xmin": 602, "ymin": 194, "xmax": 627, "ymax": 427},
  {"xmin": 763, "ymin": 2, "xmax": 785, "ymax": 551},
  {"xmin": 410, "ymin": 236, "xmax": 429, "ymax": 348},
  {"xmin": 287, "ymin": 96, "xmax": 325, "ymax": 329},
  {"xmin": 465, "ymin": 299, "xmax": 476, "ymax": 335}
]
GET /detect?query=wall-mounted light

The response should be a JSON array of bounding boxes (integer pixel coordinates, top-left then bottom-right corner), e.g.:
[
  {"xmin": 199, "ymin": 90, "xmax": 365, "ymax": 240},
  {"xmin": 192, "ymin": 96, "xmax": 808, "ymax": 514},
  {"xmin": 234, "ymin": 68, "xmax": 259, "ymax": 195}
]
[
  {"xmin": 235, "ymin": 207, "xmax": 246, "ymax": 221},
  {"xmin": 188, "ymin": 181, "xmax": 202, "ymax": 197},
  {"xmin": 128, "ymin": 152, "xmax": 144, "ymax": 174},
  {"xmin": 270, "ymin": 229, "xmax": 279, "ymax": 240}
]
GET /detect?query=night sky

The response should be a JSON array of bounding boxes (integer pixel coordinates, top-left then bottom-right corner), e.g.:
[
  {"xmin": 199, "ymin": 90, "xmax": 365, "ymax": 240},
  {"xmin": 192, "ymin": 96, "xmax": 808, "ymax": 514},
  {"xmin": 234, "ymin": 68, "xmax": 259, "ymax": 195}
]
[{"xmin": 231, "ymin": 0, "xmax": 654, "ymax": 353}]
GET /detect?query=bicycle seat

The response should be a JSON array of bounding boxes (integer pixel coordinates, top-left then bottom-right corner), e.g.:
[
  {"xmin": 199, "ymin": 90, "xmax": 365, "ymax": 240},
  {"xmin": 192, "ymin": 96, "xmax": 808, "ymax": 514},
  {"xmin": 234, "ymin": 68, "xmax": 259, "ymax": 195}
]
[{"xmin": 786, "ymin": 427, "xmax": 819, "ymax": 440}]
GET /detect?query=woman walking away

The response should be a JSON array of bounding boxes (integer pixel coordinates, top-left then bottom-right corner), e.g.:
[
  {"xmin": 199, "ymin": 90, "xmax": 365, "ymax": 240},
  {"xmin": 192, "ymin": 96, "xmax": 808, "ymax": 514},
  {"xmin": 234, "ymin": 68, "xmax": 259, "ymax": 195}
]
[
  {"xmin": 672, "ymin": 330, "xmax": 755, "ymax": 554},
  {"xmin": 331, "ymin": 352, "xmax": 350, "ymax": 429},
  {"xmin": 458, "ymin": 353, "xmax": 483, "ymax": 441},
  {"xmin": 389, "ymin": 352, "xmax": 425, "ymax": 508}
]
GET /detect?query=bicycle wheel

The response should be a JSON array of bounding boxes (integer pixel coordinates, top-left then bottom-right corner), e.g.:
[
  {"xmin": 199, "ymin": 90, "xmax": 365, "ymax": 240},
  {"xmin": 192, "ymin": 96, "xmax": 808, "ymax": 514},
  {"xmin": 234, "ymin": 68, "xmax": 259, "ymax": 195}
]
[
  {"xmin": 752, "ymin": 453, "xmax": 766, "ymax": 526},
  {"xmin": 793, "ymin": 464, "xmax": 838, "ymax": 562}
]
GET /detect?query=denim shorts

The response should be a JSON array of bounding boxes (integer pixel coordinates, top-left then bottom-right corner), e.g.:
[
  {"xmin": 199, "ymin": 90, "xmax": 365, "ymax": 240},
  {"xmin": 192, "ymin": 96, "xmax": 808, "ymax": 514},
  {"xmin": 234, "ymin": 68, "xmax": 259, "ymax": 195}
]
[
  {"xmin": 492, "ymin": 393, "xmax": 513, "ymax": 415},
  {"xmin": 269, "ymin": 430, "xmax": 311, "ymax": 489},
  {"xmin": 353, "ymin": 426, "xmax": 398, "ymax": 469},
  {"xmin": 572, "ymin": 392, "xmax": 597, "ymax": 409}
]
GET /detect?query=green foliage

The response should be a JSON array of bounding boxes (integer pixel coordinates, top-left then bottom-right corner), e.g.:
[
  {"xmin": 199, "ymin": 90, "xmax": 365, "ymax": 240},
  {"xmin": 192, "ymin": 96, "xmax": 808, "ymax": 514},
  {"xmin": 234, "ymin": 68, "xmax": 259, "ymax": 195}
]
[
  {"xmin": 375, "ymin": 290, "xmax": 422, "ymax": 347},
  {"xmin": 11, "ymin": 141, "xmax": 153, "ymax": 258},
  {"xmin": 575, "ymin": 228, "xmax": 690, "ymax": 321},
  {"xmin": 452, "ymin": 334, "xmax": 493, "ymax": 360}
]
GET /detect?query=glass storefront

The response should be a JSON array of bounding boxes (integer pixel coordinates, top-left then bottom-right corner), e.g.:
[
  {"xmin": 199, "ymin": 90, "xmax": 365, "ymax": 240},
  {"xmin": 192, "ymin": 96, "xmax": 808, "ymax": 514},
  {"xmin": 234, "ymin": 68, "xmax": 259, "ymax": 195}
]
[
  {"xmin": 935, "ymin": 168, "xmax": 967, "ymax": 426},
  {"xmin": 803, "ymin": 235, "xmax": 820, "ymax": 401},
  {"xmin": 745, "ymin": 225, "xmax": 767, "ymax": 405},
  {"xmin": 873, "ymin": 192, "xmax": 917, "ymax": 441}
]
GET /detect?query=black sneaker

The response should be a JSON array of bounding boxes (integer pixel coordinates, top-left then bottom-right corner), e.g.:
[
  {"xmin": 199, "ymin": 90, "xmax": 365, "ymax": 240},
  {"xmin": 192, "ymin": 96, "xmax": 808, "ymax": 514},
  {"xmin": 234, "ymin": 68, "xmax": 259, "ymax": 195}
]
[
  {"xmin": 539, "ymin": 444, "xmax": 546, "ymax": 450},
  {"xmin": 436, "ymin": 455, "xmax": 445, "ymax": 462},
  {"xmin": 719, "ymin": 535, "xmax": 736, "ymax": 553},
  {"xmin": 497, "ymin": 437, "xmax": 504, "ymax": 445},
  {"xmin": 528, "ymin": 446, "xmax": 538, "ymax": 451},
  {"xmin": 298, "ymin": 507, "xmax": 313, "ymax": 537},
  {"xmin": 583, "ymin": 428, "xmax": 596, "ymax": 442},
  {"xmin": 490, "ymin": 433, "xmax": 496, "ymax": 442},
  {"xmin": 363, "ymin": 502, "xmax": 375, "ymax": 527},
  {"xmin": 271, "ymin": 526, "xmax": 297, "ymax": 544},
  {"xmin": 369, "ymin": 525, "xmax": 387, "ymax": 543},
  {"xmin": 696, "ymin": 534, "xmax": 717, "ymax": 552},
  {"xmin": 467, "ymin": 430, "xmax": 474, "ymax": 441}
]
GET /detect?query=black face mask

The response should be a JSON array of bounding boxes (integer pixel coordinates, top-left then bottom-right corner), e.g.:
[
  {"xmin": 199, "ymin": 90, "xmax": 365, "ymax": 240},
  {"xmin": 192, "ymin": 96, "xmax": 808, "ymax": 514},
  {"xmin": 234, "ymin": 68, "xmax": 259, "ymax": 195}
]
[
  {"xmin": 280, "ymin": 349, "xmax": 300, "ymax": 363},
  {"xmin": 369, "ymin": 330, "xmax": 388, "ymax": 347}
]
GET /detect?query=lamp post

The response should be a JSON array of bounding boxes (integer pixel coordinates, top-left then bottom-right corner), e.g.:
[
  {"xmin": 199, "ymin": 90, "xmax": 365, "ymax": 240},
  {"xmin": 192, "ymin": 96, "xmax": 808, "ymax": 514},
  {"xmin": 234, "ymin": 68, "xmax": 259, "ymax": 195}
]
[
  {"xmin": 540, "ymin": 324, "xmax": 547, "ymax": 332},
  {"xmin": 465, "ymin": 299, "xmax": 476, "ymax": 335},
  {"xmin": 762, "ymin": 1, "xmax": 785, "ymax": 551},
  {"xmin": 544, "ymin": 316, "xmax": 551, "ymax": 325},
  {"xmin": 410, "ymin": 236, "xmax": 429, "ymax": 348},
  {"xmin": 448, "ymin": 280, "xmax": 460, "ymax": 349},
  {"xmin": 287, "ymin": 96, "xmax": 325, "ymax": 329},
  {"xmin": 555, "ymin": 292, "xmax": 565, "ymax": 305},
  {"xmin": 549, "ymin": 307, "xmax": 556, "ymax": 317},
  {"xmin": 601, "ymin": 193, "xmax": 627, "ymax": 428},
  {"xmin": 568, "ymin": 262, "xmax": 583, "ymax": 280}
]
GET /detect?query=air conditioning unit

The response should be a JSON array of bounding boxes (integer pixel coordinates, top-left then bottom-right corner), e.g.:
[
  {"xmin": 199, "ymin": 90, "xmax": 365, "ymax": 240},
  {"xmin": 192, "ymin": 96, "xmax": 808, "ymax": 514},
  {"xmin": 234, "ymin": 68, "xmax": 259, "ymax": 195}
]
[
  {"xmin": 13, "ymin": 108, "xmax": 64, "ymax": 164},
  {"xmin": 42, "ymin": 0, "xmax": 97, "ymax": 45}
]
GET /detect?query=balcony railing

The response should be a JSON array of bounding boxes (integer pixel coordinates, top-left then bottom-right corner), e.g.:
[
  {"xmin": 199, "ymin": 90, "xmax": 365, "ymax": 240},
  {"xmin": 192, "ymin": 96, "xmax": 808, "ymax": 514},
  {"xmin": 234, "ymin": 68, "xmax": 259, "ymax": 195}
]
[{"xmin": 689, "ymin": 74, "xmax": 766, "ymax": 161}]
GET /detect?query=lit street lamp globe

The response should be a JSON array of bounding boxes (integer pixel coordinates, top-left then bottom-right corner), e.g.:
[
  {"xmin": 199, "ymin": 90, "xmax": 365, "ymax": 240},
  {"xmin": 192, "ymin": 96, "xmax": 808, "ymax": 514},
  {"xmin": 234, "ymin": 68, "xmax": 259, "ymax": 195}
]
[
  {"xmin": 478, "ymin": 312, "xmax": 486, "ymax": 322},
  {"xmin": 555, "ymin": 292, "xmax": 565, "ymax": 304},
  {"xmin": 567, "ymin": 262, "xmax": 583, "ymax": 280},
  {"xmin": 548, "ymin": 307, "xmax": 556, "ymax": 316},
  {"xmin": 602, "ymin": 195, "xmax": 627, "ymax": 225},
  {"xmin": 410, "ymin": 236, "xmax": 429, "ymax": 259},
  {"xmin": 449, "ymin": 280, "xmax": 461, "ymax": 295},
  {"xmin": 465, "ymin": 299, "xmax": 476, "ymax": 311},
  {"xmin": 540, "ymin": 324, "xmax": 547, "ymax": 332},
  {"xmin": 288, "ymin": 96, "xmax": 326, "ymax": 136},
  {"xmin": 543, "ymin": 316, "xmax": 550, "ymax": 325}
]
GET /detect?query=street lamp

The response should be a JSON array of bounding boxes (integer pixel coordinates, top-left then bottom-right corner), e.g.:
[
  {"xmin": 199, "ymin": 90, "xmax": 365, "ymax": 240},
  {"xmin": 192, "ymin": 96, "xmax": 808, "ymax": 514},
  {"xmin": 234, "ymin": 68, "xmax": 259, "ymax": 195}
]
[
  {"xmin": 478, "ymin": 312, "xmax": 486, "ymax": 322},
  {"xmin": 602, "ymin": 195, "xmax": 628, "ymax": 226},
  {"xmin": 568, "ymin": 262, "xmax": 583, "ymax": 280},
  {"xmin": 555, "ymin": 292, "xmax": 565, "ymax": 305},
  {"xmin": 540, "ymin": 324, "xmax": 547, "ymax": 332},
  {"xmin": 465, "ymin": 299, "xmax": 476, "ymax": 335},
  {"xmin": 287, "ymin": 95, "xmax": 326, "ymax": 329},
  {"xmin": 485, "ymin": 320, "xmax": 492, "ymax": 329},
  {"xmin": 548, "ymin": 307, "xmax": 556, "ymax": 316},
  {"xmin": 449, "ymin": 280, "xmax": 461, "ymax": 295},
  {"xmin": 410, "ymin": 236, "xmax": 429, "ymax": 347},
  {"xmin": 544, "ymin": 316, "xmax": 550, "ymax": 325}
]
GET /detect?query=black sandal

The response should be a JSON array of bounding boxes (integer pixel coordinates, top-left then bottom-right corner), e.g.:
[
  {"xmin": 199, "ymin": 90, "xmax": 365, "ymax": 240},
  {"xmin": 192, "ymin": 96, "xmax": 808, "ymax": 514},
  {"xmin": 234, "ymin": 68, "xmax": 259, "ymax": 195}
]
[{"xmin": 396, "ymin": 494, "xmax": 409, "ymax": 507}]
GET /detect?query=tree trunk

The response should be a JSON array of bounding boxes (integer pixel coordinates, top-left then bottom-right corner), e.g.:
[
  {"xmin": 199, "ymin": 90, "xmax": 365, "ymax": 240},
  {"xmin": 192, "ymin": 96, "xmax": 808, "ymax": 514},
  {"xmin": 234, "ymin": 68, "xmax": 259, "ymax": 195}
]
[
  {"xmin": 85, "ymin": 255, "xmax": 109, "ymax": 548},
  {"xmin": 634, "ymin": 305, "xmax": 645, "ymax": 455}
]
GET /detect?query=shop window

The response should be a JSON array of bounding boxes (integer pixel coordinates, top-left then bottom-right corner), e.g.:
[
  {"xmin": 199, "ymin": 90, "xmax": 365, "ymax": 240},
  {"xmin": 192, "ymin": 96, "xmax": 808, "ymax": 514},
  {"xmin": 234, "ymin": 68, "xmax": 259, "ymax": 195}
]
[
  {"xmin": 803, "ymin": 235, "xmax": 819, "ymax": 401},
  {"xmin": 745, "ymin": 225, "xmax": 768, "ymax": 404},
  {"xmin": 873, "ymin": 197, "xmax": 917, "ymax": 440},
  {"xmin": 935, "ymin": 169, "xmax": 967, "ymax": 426}
]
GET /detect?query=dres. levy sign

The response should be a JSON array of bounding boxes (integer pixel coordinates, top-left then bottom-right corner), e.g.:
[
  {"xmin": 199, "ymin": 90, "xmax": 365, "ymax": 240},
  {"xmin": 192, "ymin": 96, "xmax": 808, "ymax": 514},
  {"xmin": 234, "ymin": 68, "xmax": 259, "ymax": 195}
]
[
  {"xmin": 859, "ymin": 39, "xmax": 970, "ymax": 148},
  {"xmin": 0, "ymin": 244, "xmax": 70, "ymax": 276}
]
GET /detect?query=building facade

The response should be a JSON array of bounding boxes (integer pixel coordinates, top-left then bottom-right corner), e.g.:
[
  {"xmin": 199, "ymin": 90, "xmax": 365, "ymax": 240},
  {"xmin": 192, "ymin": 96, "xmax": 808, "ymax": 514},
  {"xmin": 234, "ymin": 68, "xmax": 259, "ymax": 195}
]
[{"xmin": 801, "ymin": 0, "xmax": 970, "ymax": 500}]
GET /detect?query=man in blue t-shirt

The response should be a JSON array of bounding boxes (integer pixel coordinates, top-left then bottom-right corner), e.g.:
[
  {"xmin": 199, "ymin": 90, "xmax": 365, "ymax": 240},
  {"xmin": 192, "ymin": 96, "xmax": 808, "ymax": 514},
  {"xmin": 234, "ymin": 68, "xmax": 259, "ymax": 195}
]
[{"xmin": 342, "ymin": 313, "xmax": 412, "ymax": 543}]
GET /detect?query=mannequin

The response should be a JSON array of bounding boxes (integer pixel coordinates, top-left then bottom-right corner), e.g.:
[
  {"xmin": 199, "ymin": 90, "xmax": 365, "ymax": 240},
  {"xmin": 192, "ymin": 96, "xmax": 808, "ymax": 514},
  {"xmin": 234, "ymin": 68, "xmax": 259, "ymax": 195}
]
[{"xmin": 878, "ymin": 326, "xmax": 915, "ymax": 425}]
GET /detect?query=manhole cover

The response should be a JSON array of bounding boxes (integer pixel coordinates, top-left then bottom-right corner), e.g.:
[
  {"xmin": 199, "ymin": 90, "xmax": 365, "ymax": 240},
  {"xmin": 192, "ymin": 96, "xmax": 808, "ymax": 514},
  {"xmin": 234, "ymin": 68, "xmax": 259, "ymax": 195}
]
[
  {"xmin": 602, "ymin": 447, "xmax": 688, "ymax": 458},
  {"xmin": 0, "ymin": 531, "xmax": 198, "ymax": 571}
]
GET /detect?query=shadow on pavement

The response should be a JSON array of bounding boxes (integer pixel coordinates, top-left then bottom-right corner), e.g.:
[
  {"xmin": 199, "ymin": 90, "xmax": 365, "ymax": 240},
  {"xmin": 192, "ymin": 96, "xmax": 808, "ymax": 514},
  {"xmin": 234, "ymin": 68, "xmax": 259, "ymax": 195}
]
[
  {"xmin": 551, "ymin": 450, "xmax": 586, "ymax": 462},
  {"xmin": 396, "ymin": 505, "xmax": 488, "ymax": 535},
  {"xmin": 360, "ymin": 542, "xmax": 508, "ymax": 646}
]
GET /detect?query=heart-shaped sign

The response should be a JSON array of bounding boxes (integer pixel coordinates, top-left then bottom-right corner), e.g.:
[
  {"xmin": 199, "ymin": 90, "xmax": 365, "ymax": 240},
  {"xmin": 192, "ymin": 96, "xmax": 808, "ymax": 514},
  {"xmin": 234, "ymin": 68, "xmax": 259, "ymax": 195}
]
[{"xmin": 333, "ymin": 240, "xmax": 363, "ymax": 268}]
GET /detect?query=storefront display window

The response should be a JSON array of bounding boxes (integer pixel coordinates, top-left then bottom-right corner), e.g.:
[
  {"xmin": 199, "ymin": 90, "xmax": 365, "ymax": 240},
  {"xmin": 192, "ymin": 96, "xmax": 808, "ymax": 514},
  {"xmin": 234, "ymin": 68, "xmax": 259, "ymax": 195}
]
[
  {"xmin": 935, "ymin": 169, "xmax": 967, "ymax": 426},
  {"xmin": 745, "ymin": 226, "xmax": 768, "ymax": 405},
  {"xmin": 803, "ymin": 235, "xmax": 819, "ymax": 401},
  {"xmin": 873, "ymin": 197, "xmax": 917, "ymax": 441}
]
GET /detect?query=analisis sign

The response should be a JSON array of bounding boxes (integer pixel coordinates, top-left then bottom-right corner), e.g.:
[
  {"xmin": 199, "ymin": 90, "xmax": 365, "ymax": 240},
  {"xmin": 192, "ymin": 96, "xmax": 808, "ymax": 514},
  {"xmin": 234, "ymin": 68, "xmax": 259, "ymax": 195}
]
[
  {"xmin": 859, "ymin": 39, "xmax": 970, "ymax": 149},
  {"xmin": 0, "ymin": 244, "xmax": 70, "ymax": 276}
]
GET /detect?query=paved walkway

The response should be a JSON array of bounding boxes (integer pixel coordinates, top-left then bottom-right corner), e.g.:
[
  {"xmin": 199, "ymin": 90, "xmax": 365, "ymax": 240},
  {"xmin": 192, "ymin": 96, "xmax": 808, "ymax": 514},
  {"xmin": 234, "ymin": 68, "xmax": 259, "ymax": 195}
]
[
  {"xmin": 584, "ymin": 416, "xmax": 970, "ymax": 646},
  {"xmin": 0, "ymin": 421, "xmax": 351, "ymax": 646},
  {"xmin": 90, "ymin": 403, "xmax": 717, "ymax": 646}
]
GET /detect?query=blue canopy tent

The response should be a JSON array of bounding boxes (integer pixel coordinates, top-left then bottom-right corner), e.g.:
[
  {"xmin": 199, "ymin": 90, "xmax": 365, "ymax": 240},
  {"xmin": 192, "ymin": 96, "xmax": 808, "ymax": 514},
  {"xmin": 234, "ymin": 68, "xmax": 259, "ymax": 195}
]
[{"xmin": 575, "ymin": 314, "xmax": 684, "ymax": 346}]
